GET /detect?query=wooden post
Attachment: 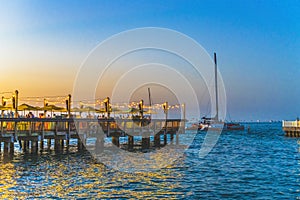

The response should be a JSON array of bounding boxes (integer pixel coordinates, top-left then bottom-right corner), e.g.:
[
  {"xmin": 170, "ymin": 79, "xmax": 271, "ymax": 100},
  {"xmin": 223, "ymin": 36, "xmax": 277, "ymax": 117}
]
[
  {"xmin": 66, "ymin": 94, "xmax": 71, "ymax": 149},
  {"xmin": 163, "ymin": 102, "xmax": 168, "ymax": 145},
  {"xmin": 31, "ymin": 141, "xmax": 37, "ymax": 153},
  {"xmin": 54, "ymin": 120, "xmax": 59, "ymax": 151},
  {"xmin": 35, "ymin": 141, "xmax": 38, "ymax": 152},
  {"xmin": 66, "ymin": 124, "xmax": 70, "ymax": 150},
  {"xmin": 154, "ymin": 132, "xmax": 161, "ymax": 147},
  {"xmin": 66, "ymin": 138, "xmax": 69, "ymax": 150},
  {"xmin": 27, "ymin": 141, "xmax": 30, "ymax": 151},
  {"xmin": 112, "ymin": 136, "xmax": 119, "ymax": 147},
  {"xmin": 164, "ymin": 130, "xmax": 167, "ymax": 145},
  {"xmin": 30, "ymin": 141, "xmax": 34, "ymax": 152},
  {"xmin": 170, "ymin": 122, "xmax": 176, "ymax": 142},
  {"xmin": 163, "ymin": 121, "xmax": 167, "ymax": 145},
  {"xmin": 22, "ymin": 140, "xmax": 26, "ymax": 152},
  {"xmin": 25, "ymin": 141, "xmax": 30, "ymax": 153},
  {"xmin": 1, "ymin": 96, "xmax": 4, "ymax": 134},
  {"xmin": 13, "ymin": 90, "xmax": 19, "ymax": 142},
  {"xmin": 4, "ymin": 142, "xmax": 8, "ymax": 154},
  {"xmin": 61, "ymin": 139, "xmax": 64, "ymax": 149},
  {"xmin": 107, "ymin": 121, "xmax": 110, "ymax": 136},
  {"xmin": 77, "ymin": 138, "xmax": 81, "ymax": 150},
  {"xmin": 40, "ymin": 122, "xmax": 44, "ymax": 151},
  {"xmin": 28, "ymin": 121, "xmax": 32, "ymax": 136},
  {"xmin": 77, "ymin": 138, "xmax": 83, "ymax": 151},
  {"xmin": 14, "ymin": 90, "xmax": 19, "ymax": 118},
  {"xmin": 47, "ymin": 139, "xmax": 51, "ymax": 149},
  {"xmin": 142, "ymin": 137, "xmax": 150, "ymax": 150},
  {"xmin": 40, "ymin": 139, "xmax": 44, "ymax": 151},
  {"xmin": 95, "ymin": 136, "xmax": 104, "ymax": 154},
  {"xmin": 54, "ymin": 121, "xmax": 58, "ymax": 136},
  {"xmin": 128, "ymin": 135, "xmax": 134, "ymax": 150},
  {"xmin": 55, "ymin": 139, "xmax": 58, "ymax": 151},
  {"xmin": 10, "ymin": 142, "xmax": 14, "ymax": 154}
]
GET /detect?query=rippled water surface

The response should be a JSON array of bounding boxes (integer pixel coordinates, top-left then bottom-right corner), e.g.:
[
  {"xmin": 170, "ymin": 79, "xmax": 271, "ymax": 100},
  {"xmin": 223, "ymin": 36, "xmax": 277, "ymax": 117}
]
[{"xmin": 0, "ymin": 122, "xmax": 299, "ymax": 199}]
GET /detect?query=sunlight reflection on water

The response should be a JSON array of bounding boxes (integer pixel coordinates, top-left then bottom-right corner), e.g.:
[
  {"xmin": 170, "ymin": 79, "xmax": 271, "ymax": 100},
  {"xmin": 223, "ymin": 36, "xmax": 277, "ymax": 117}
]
[{"xmin": 0, "ymin": 122, "xmax": 299, "ymax": 199}]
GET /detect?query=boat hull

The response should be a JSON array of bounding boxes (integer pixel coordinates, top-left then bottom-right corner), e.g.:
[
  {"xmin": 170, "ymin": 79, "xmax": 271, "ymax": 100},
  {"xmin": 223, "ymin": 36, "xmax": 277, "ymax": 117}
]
[{"xmin": 198, "ymin": 123, "xmax": 245, "ymax": 131}]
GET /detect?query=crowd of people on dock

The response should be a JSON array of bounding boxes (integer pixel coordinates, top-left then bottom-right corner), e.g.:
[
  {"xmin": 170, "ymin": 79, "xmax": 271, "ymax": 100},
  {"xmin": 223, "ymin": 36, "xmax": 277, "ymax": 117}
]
[{"xmin": 0, "ymin": 110, "xmax": 149, "ymax": 120}]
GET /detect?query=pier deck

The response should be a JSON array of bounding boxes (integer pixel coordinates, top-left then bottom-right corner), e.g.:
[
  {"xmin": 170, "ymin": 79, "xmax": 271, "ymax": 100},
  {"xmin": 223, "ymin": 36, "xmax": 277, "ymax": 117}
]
[
  {"xmin": 0, "ymin": 118, "xmax": 185, "ymax": 155},
  {"xmin": 282, "ymin": 120, "xmax": 300, "ymax": 137}
]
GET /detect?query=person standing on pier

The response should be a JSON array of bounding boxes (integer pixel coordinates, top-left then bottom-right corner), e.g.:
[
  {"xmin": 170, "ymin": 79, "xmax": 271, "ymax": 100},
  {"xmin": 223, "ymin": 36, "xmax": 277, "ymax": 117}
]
[{"xmin": 28, "ymin": 112, "xmax": 35, "ymax": 118}]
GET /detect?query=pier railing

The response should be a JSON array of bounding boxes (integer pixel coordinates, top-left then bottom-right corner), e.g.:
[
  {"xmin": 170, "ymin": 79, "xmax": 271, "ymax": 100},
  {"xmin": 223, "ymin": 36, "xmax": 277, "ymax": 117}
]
[
  {"xmin": 0, "ymin": 118, "xmax": 185, "ymax": 154},
  {"xmin": 282, "ymin": 120, "xmax": 300, "ymax": 128},
  {"xmin": 0, "ymin": 118, "xmax": 185, "ymax": 136},
  {"xmin": 282, "ymin": 120, "xmax": 300, "ymax": 137}
]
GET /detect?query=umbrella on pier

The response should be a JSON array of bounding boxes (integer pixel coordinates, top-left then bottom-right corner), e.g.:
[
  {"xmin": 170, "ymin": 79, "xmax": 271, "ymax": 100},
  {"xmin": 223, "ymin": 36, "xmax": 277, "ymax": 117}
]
[
  {"xmin": 80, "ymin": 106, "xmax": 99, "ymax": 112},
  {"xmin": 40, "ymin": 104, "xmax": 66, "ymax": 112},
  {"xmin": 18, "ymin": 103, "xmax": 39, "ymax": 116},
  {"xmin": 124, "ymin": 107, "xmax": 140, "ymax": 114},
  {"xmin": 71, "ymin": 106, "xmax": 99, "ymax": 118},
  {"xmin": 96, "ymin": 107, "xmax": 122, "ymax": 113},
  {"xmin": 96, "ymin": 108, "xmax": 107, "ymax": 113},
  {"xmin": 111, "ymin": 107, "xmax": 122, "ymax": 113},
  {"xmin": 0, "ymin": 105, "xmax": 11, "ymax": 111},
  {"xmin": 38, "ymin": 104, "xmax": 67, "ymax": 118},
  {"xmin": 124, "ymin": 107, "xmax": 156, "ymax": 115},
  {"xmin": 18, "ymin": 103, "xmax": 38, "ymax": 111},
  {"xmin": 71, "ymin": 107, "xmax": 82, "ymax": 112},
  {"xmin": 143, "ymin": 109, "xmax": 157, "ymax": 114}
]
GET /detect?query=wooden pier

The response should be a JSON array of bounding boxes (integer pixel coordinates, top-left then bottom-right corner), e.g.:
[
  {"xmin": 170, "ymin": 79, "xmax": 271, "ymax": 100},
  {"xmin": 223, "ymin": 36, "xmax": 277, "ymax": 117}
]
[
  {"xmin": 282, "ymin": 120, "xmax": 300, "ymax": 137},
  {"xmin": 0, "ymin": 118, "xmax": 185, "ymax": 155}
]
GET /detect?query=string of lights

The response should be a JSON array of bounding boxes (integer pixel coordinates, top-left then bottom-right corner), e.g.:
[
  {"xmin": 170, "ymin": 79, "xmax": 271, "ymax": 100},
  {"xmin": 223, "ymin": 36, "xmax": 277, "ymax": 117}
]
[
  {"xmin": 0, "ymin": 92, "xmax": 13, "ymax": 95},
  {"xmin": 2, "ymin": 91, "xmax": 184, "ymax": 112}
]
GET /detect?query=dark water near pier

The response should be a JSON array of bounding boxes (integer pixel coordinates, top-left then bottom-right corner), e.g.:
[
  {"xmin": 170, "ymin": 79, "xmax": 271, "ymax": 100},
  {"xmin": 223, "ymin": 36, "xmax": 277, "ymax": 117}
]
[{"xmin": 0, "ymin": 122, "xmax": 299, "ymax": 199}]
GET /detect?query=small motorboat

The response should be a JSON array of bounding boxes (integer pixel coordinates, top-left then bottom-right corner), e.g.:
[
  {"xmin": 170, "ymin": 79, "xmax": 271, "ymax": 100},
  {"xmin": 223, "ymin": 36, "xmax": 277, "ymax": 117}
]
[
  {"xmin": 224, "ymin": 122, "xmax": 245, "ymax": 130},
  {"xmin": 198, "ymin": 120, "xmax": 244, "ymax": 131},
  {"xmin": 186, "ymin": 123, "xmax": 200, "ymax": 130}
]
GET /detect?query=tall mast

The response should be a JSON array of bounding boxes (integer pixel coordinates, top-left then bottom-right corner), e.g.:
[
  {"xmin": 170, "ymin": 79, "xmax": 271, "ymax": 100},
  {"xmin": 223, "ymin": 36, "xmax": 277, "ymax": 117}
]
[
  {"xmin": 214, "ymin": 52, "xmax": 219, "ymax": 121},
  {"xmin": 148, "ymin": 88, "xmax": 152, "ymax": 107}
]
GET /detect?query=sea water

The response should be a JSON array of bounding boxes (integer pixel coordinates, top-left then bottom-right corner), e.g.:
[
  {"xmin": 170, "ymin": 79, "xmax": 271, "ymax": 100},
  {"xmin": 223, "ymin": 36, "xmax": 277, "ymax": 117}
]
[{"xmin": 0, "ymin": 122, "xmax": 299, "ymax": 199}]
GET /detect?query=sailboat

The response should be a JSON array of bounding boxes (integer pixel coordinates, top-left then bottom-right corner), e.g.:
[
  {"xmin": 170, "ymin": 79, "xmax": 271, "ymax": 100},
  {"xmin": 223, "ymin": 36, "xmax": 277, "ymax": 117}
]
[{"xmin": 198, "ymin": 53, "xmax": 244, "ymax": 131}]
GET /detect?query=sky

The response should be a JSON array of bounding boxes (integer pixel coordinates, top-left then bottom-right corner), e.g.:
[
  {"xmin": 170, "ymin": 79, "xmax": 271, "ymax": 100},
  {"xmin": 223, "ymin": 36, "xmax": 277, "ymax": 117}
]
[{"xmin": 0, "ymin": 0, "xmax": 299, "ymax": 121}]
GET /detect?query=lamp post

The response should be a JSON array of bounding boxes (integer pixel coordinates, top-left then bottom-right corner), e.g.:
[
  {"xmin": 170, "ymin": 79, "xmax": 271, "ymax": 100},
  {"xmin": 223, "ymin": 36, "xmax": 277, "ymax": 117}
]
[
  {"xmin": 14, "ymin": 90, "xmax": 19, "ymax": 118},
  {"xmin": 163, "ymin": 102, "xmax": 168, "ymax": 145},
  {"xmin": 104, "ymin": 97, "xmax": 110, "ymax": 118},
  {"xmin": 139, "ymin": 99, "xmax": 144, "ymax": 119},
  {"xmin": 68, "ymin": 94, "xmax": 71, "ymax": 118}
]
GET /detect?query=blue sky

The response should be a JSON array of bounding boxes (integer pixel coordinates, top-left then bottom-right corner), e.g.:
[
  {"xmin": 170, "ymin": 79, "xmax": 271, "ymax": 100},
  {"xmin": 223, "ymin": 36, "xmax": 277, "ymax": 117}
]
[{"xmin": 0, "ymin": 0, "xmax": 299, "ymax": 120}]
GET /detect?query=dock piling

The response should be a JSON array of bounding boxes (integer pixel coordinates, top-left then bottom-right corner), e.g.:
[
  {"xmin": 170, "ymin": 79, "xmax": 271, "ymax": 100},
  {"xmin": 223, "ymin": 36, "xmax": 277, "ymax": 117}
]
[
  {"xmin": 128, "ymin": 135, "xmax": 134, "ymax": 150},
  {"xmin": 10, "ymin": 142, "xmax": 14, "ymax": 154},
  {"xmin": 154, "ymin": 132, "xmax": 160, "ymax": 147},
  {"xmin": 0, "ymin": 118, "xmax": 183, "ymax": 156},
  {"xmin": 4, "ymin": 142, "xmax": 8, "ymax": 154}
]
